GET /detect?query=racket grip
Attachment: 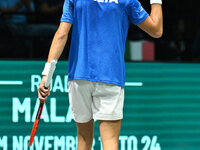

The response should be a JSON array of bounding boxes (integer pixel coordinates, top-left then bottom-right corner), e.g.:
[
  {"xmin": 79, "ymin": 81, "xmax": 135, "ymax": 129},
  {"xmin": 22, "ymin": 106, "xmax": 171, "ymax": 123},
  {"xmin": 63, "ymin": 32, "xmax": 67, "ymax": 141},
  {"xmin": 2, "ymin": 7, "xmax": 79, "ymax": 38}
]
[{"xmin": 36, "ymin": 102, "xmax": 45, "ymax": 120}]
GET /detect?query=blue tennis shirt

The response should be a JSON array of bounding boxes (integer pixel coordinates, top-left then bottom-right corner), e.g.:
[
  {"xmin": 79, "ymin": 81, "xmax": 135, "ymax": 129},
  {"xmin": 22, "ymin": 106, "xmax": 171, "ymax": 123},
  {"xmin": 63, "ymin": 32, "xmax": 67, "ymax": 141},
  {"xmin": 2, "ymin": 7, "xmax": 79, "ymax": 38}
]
[{"xmin": 61, "ymin": 0, "xmax": 149, "ymax": 87}]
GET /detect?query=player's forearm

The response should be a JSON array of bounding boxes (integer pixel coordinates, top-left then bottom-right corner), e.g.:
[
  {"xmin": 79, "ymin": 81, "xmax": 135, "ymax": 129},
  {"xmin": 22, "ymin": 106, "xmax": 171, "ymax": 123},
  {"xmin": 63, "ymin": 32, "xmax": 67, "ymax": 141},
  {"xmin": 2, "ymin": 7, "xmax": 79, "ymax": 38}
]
[
  {"xmin": 149, "ymin": 4, "xmax": 163, "ymax": 37},
  {"xmin": 47, "ymin": 31, "xmax": 68, "ymax": 63}
]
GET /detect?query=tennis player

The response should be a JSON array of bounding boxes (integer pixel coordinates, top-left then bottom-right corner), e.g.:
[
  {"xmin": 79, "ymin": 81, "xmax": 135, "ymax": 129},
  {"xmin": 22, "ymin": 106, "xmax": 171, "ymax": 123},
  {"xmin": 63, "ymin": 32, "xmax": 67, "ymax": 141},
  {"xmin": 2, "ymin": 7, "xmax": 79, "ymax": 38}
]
[{"xmin": 38, "ymin": 0, "xmax": 163, "ymax": 149}]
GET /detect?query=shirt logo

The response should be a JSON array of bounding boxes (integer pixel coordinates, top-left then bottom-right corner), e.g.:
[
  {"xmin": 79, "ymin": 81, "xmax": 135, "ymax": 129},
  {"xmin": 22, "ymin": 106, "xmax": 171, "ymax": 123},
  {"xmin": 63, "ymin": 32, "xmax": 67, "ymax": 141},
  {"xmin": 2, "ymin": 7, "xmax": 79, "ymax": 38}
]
[{"xmin": 93, "ymin": 0, "xmax": 119, "ymax": 4}]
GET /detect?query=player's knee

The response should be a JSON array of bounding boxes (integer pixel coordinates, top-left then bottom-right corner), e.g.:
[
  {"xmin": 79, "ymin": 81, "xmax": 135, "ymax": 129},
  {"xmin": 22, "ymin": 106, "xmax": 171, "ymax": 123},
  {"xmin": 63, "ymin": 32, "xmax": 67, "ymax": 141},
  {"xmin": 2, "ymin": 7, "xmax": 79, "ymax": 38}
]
[
  {"xmin": 78, "ymin": 131, "xmax": 93, "ymax": 142},
  {"xmin": 101, "ymin": 134, "xmax": 119, "ymax": 144}
]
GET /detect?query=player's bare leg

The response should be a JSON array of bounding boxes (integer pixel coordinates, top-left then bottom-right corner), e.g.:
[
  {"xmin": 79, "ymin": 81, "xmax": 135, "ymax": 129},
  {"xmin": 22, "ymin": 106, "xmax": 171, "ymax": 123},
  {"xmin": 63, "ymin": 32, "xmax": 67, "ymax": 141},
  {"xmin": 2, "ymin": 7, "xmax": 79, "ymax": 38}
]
[
  {"xmin": 76, "ymin": 119, "xmax": 94, "ymax": 150},
  {"xmin": 99, "ymin": 120, "xmax": 121, "ymax": 150}
]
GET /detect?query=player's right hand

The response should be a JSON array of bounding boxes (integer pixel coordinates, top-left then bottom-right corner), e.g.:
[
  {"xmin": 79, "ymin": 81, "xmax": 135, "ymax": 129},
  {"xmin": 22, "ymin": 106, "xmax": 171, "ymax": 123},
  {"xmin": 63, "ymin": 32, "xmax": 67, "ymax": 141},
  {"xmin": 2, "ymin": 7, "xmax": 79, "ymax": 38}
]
[{"xmin": 38, "ymin": 76, "xmax": 50, "ymax": 102}]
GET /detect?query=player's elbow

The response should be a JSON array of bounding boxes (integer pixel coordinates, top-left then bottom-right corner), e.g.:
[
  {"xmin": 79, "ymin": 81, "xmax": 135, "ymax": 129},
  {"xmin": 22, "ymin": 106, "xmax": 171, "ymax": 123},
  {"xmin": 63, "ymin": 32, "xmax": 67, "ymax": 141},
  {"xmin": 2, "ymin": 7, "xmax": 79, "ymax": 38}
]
[
  {"xmin": 150, "ymin": 28, "xmax": 163, "ymax": 38},
  {"xmin": 151, "ymin": 27, "xmax": 163, "ymax": 38},
  {"xmin": 56, "ymin": 30, "xmax": 69, "ymax": 40},
  {"xmin": 55, "ymin": 23, "xmax": 71, "ymax": 40}
]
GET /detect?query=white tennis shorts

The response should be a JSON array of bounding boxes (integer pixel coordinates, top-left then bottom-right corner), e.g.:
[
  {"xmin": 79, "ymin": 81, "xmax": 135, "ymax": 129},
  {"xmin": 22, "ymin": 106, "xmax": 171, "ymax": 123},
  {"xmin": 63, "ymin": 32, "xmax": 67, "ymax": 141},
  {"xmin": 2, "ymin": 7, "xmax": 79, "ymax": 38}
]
[{"xmin": 68, "ymin": 80, "xmax": 124, "ymax": 123}]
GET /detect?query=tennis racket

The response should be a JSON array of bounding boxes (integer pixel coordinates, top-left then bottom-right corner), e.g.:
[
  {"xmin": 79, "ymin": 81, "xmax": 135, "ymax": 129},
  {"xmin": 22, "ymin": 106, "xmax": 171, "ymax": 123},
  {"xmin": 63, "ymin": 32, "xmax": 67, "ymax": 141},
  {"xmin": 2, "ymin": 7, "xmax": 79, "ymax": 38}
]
[{"xmin": 29, "ymin": 59, "xmax": 57, "ymax": 146}]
